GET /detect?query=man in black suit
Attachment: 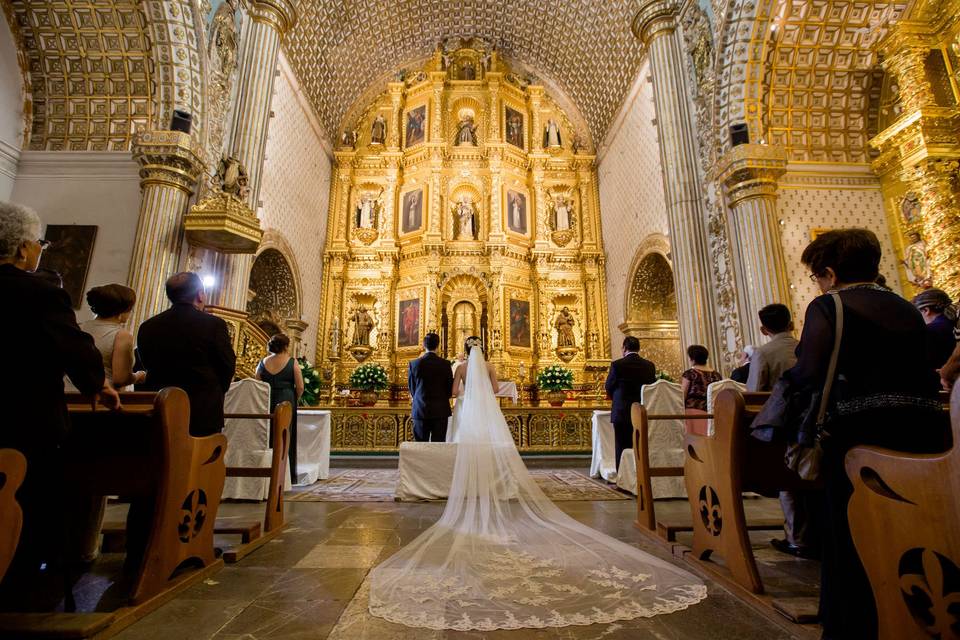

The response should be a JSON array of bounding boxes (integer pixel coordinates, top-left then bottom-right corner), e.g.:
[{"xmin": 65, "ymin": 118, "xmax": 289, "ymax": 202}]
[
  {"xmin": 0, "ymin": 201, "xmax": 119, "ymax": 598},
  {"xmin": 408, "ymin": 332, "xmax": 453, "ymax": 442},
  {"xmin": 137, "ymin": 271, "xmax": 236, "ymax": 437},
  {"xmin": 604, "ymin": 336, "xmax": 657, "ymax": 472}
]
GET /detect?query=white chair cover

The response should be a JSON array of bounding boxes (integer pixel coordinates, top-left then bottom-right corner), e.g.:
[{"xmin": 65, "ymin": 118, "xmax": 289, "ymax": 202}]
[
  {"xmin": 222, "ymin": 378, "xmax": 291, "ymax": 500},
  {"xmin": 615, "ymin": 448, "xmax": 637, "ymax": 495},
  {"xmin": 705, "ymin": 379, "xmax": 748, "ymax": 436},
  {"xmin": 589, "ymin": 410, "xmax": 617, "ymax": 482},
  {"xmin": 640, "ymin": 380, "xmax": 686, "ymax": 498},
  {"xmin": 396, "ymin": 441, "xmax": 458, "ymax": 501},
  {"xmin": 297, "ymin": 410, "xmax": 332, "ymax": 485}
]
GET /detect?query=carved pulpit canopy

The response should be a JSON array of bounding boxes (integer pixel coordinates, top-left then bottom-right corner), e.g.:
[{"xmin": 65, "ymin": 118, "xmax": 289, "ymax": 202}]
[{"xmin": 184, "ymin": 155, "xmax": 263, "ymax": 253}]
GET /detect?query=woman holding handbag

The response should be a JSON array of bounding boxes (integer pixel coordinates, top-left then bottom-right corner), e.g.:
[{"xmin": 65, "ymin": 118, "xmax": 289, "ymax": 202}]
[{"xmin": 784, "ymin": 229, "xmax": 947, "ymax": 640}]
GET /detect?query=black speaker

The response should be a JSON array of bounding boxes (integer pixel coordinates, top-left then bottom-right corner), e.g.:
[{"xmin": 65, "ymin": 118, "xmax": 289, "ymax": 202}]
[
  {"xmin": 730, "ymin": 123, "xmax": 749, "ymax": 147},
  {"xmin": 171, "ymin": 110, "xmax": 192, "ymax": 134}
]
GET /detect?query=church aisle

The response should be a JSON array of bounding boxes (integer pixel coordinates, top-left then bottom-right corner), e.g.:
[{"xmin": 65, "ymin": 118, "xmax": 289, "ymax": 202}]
[{"xmin": 110, "ymin": 493, "xmax": 799, "ymax": 640}]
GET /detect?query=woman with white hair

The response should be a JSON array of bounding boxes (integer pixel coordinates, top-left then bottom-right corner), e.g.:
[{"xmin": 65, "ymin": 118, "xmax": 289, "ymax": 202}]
[{"xmin": 0, "ymin": 201, "xmax": 119, "ymax": 605}]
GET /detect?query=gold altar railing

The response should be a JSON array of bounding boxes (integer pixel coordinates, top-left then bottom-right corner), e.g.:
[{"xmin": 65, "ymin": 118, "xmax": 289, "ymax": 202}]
[{"xmin": 312, "ymin": 405, "xmax": 608, "ymax": 453}]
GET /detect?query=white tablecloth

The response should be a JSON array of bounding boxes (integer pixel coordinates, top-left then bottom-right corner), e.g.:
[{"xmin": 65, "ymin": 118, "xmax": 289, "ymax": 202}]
[
  {"xmin": 297, "ymin": 410, "xmax": 331, "ymax": 486},
  {"xmin": 589, "ymin": 410, "xmax": 617, "ymax": 482},
  {"xmin": 496, "ymin": 381, "xmax": 519, "ymax": 404},
  {"xmin": 396, "ymin": 441, "xmax": 457, "ymax": 501},
  {"xmin": 222, "ymin": 379, "xmax": 292, "ymax": 500}
]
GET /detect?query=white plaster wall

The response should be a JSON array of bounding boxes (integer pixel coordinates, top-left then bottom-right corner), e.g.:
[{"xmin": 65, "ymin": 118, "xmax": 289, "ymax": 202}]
[
  {"xmin": 0, "ymin": 15, "xmax": 25, "ymax": 200},
  {"xmin": 597, "ymin": 61, "xmax": 670, "ymax": 353},
  {"xmin": 11, "ymin": 151, "xmax": 141, "ymax": 322},
  {"xmin": 258, "ymin": 53, "xmax": 333, "ymax": 360},
  {"xmin": 778, "ymin": 169, "xmax": 902, "ymax": 329}
]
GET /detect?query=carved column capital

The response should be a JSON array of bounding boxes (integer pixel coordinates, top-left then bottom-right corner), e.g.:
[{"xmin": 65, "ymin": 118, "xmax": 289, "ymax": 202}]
[
  {"xmin": 632, "ymin": 0, "xmax": 679, "ymax": 44},
  {"xmin": 248, "ymin": 0, "xmax": 297, "ymax": 36},
  {"xmin": 132, "ymin": 130, "xmax": 205, "ymax": 194},
  {"xmin": 713, "ymin": 143, "xmax": 788, "ymax": 207}
]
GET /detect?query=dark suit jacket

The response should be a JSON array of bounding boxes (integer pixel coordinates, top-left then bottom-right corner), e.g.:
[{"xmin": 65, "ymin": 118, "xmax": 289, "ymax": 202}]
[
  {"xmin": 408, "ymin": 352, "xmax": 453, "ymax": 420},
  {"xmin": 604, "ymin": 352, "xmax": 657, "ymax": 424},
  {"xmin": 0, "ymin": 264, "xmax": 104, "ymax": 454},
  {"xmin": 137, "ymin": 303, "xmax": 236, "ymax": 436}
]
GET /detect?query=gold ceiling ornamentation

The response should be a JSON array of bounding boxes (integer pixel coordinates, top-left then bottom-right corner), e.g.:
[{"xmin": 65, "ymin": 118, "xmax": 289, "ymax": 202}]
[{"xmin": 282, "ymin": 0, "xmax": 646, "ymax": 143}]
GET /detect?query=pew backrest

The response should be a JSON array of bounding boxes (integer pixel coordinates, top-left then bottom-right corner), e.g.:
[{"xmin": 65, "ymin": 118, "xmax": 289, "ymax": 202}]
[{"xmin": 0, "ymin": 448, "xmax": 26, "ymax": 582}]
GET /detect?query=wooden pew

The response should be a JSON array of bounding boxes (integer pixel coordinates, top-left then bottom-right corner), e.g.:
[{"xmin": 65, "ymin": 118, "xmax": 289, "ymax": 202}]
[
  {"xmin": 218, "ymin": 401, "xmax": 292, "ymax": 563},
  {"xmin": 683, "ymin": 389, "xmax": 818, "ymax": 596},
  {"xmin": 0, "ymin": 449, "xmax": 26, "ymax": 583},
  {"xmin": 845, "ymin": 386, "xmax": 960, "ymax": 640}
]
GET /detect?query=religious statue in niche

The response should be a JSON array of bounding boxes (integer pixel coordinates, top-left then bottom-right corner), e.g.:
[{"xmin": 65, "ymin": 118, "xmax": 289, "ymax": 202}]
[
  {"xmin": 505, "ymin": 107, "xmax": 524, "ymax": 148},
  {"xmin": 371, "ymin": 114, "xmax": 387, "ymax": 145},
  {"xmin": 454, "ymin": 196, "xmax": 477, "ymax": 240},
  {"xmin": 455, "ymin": 114, "xmax": 478, "ymax": 146},
  {"xmin": 555, "ymin": 307, "xmax": 576, "ymax": 347},
  {"xmin": 543, "ymin": 119, "xmax": 562, "ymax": 148},
  {"xmin": 215, "ymin": 154, "xmax": 249, "ymax": 199},
  {"xmin": 552, "ymin": 196, "xmax": 573, "ymax": 231},
  {"xmin": 340, "ymin": 128, "xmax": 358, "ymax": 148},
  {"xmin": 329, "ymin": 316, "xmax": 340, "ymax": 357},
  {"xmin": 903, "ymin": 231, "xmax": 933, "ymax": 289},
  {"xmin": 355, "ymin": 190, "xmax": 383, "ymax": 229},
  {"xmin": 351, "ymin": 305, "xmax": 375, "ymax": 346},
  {"xmin": 459, "ymin": 62, "xmax": 476, "ymax": 80}
]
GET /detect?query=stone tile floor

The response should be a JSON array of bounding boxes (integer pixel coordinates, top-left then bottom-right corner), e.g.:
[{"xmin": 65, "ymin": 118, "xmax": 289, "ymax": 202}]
[{"xmin": 103, "ymin": 474, "xmax": 814, "ymax": 640}]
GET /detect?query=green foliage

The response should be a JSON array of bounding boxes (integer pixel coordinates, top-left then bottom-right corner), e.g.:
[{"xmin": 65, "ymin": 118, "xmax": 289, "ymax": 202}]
[
  {"xmin": 536, "ymin": 364, "xmax": 574, "ymax": 391},
  {"xmin": 297, "ymin": 357, "xmax": 321, "ymax": 407},
  {"xmin": 656, "ymin": 370, "xmax": 676, "ymax": 383},
  {"xmin": 349, "ymin": 362, "xmax": 390, "ymax": 391}
]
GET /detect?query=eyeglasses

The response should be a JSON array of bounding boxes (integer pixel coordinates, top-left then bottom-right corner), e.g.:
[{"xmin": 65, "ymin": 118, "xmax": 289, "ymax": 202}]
[
  {"xmin": 37, "ymin": 238, "xmax": 50, "ymax": 249},
  {"xmin": 808, "ymin": 273, "xmax": 820, "ymax": 282}
]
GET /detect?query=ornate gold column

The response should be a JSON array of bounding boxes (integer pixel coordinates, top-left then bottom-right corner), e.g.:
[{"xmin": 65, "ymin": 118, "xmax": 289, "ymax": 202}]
[
  {"xmin": 632, "ymin": 0, "xmax": 720, "ymax": 358},
  {"xmin": 128, "ymin": 130, "xmax": 204, "ymax": 331},
  {"xmin": 209, "ymin": 0, "xmax": 297, "ymax": 311},
  {"xmin": 714, "ymin": 144, "xmax": 791, "ymax": 346}
]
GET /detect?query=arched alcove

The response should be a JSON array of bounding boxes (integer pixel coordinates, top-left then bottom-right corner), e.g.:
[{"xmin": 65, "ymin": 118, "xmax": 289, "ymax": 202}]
[{"xmin": 246, "ymin": 248, "xmax": 300, "ymax": 339}]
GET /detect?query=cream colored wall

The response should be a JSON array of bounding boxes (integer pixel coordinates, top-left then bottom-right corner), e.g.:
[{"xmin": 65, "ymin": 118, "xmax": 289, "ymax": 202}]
[
  {"xmin": 778, "ymin": 165, "xmax": 903, "ymax": 329},
  {"xmin": 597, "ymin": 61, "xmax": 670, "ymax": 355},
  {"xmin": 11, "ymin": 151, "xmax": 141, "ymax": 322},
  {"xmin": 0, "ymin": 15, "xmax": 24, "ymax": 200},
  {"xmin": 257, "ymin": 53, "xmax": 333, "ymax": 360}
]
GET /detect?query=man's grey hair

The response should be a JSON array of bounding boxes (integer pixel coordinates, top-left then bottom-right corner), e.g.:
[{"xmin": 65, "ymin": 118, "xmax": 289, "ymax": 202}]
[{"xmin": 0, "ymin": 201, "xmax": 42, "ymax": 260}]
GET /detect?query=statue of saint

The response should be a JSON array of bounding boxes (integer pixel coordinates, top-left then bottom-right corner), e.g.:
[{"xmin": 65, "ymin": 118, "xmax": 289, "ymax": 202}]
[
  {"xmin": 455, "ymin": 115, "xmax": 478, "ymax": 146},
  {"xmin": 554, "ymin": 198, "xmax": 572, "ymax": 231},
  {"xmin": 356, "ymin": 197, "xmax": 375, "ymax": 229},
  {"xmin": 351, "ymin": 306, "xmax": 375, "ymax": 346},
  {"xmin": 456, "ymin": 197, "xmax": 475, "ymax": 240},
  {"xmin": 215, "ymin": 154, "xmax": 248, "ymax": 199},
  {"xmin": 555, "ymin": 307, "xmax": 576, "ymax": 347},
  {"xmin": 903, "ymin": 231, "xmax": 933, "ymax": 289},
  {"xmin": 544, "ymin": 119, "xmax": 562, "ymax": 148},
  {"xmin": 210, "ymin": 0, "xmax": 238, "ymax": 76},
  {"xmin": 371, "ymin": 114, "xmax": 386, "ymax": 145}
]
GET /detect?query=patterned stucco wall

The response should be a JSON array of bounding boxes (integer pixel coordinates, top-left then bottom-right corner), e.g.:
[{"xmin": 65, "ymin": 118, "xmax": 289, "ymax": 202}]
[
  {"xmin": 258, "ymin": 52, "xmax": 333, "ymax": 360},
  {"xmin": 597, "ymin": 61, "xmax": 671, "ymax": 354}
]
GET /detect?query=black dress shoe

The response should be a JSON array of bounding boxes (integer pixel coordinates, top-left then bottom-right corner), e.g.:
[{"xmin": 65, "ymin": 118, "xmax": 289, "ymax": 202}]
[{"xmin": 770, "ymin": 538, "xmax": 819, "ymax": 559}]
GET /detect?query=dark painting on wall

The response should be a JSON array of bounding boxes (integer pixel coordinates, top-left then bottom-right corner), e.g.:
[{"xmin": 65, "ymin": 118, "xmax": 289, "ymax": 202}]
[
  {"xmin": 398, "ymin": 298, "xmax": 420, "ymax": 348},
  {"xmin": 405, "ymin": 105, "xmax": 426, "ymax": 148},
  {"xmin": 509, "ymin": 299, "xmax": 531, "ymax": 348},
  {"xmin": 402, "ymin": 188, "xmax": 423, "ymax": 233},
  {"xmin": 38, "ymin": 224, "xmax": 98, "ymax": 310},
  {"xmin": 507, "ymin": 190, "xmax": 527, "ymax": 234},
  {"xmin": 505, "ymin": 106, "xmax": 524, "ymax": 148}
]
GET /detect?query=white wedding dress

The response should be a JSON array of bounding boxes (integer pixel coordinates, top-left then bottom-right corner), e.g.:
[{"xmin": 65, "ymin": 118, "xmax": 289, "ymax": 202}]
[{"xmin": 369, "ymin": 347, "xmax": 707, "ymax": 631}]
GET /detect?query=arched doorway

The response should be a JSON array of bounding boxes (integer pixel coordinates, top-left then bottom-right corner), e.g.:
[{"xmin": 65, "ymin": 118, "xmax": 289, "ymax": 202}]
[{"xmin": 619, "ymin": 245, "xmax": 682, "ymax": 378}]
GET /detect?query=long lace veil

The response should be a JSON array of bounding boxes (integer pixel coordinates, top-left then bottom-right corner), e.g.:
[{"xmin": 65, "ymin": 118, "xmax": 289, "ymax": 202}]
[{"xmin": 369, "ymin": 346, "xmax": 706, "ymax": 631}]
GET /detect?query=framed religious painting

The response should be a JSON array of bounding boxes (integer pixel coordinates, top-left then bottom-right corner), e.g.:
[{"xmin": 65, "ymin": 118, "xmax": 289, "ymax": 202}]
[
  {"xmin": 397, "ymin": 297, "xmax": 421, "ymax": 348},
  {"xmin": 508, "ymin": 298, "xmax": 531, "ymax": 349},
  {"xmin": 405, "ymin": 105, "xmax": 427, "ymax": 148},
  {"xmin": 505, "ymin": 189, "xmax": 528, "ymax": 236},
  {"xmin": 38, "ymin": 224, "xmax": 98, "ymax": 309},
  {"xmin": 504, "ymin": 106, "xmax": 524, "ymax": 149},
  {"xmin": 401, "ymin": 187, "xmax": 424, "ymax": 235}
]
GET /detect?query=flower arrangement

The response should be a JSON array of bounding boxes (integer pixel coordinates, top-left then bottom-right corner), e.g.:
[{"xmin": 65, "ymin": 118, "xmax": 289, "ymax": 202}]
[
  {"xmin": 297, "ymin": 357, "xmax": 321, "ymax": 406},
  {"xmin": 349, "ymin": 362, "xmax": 390, "ymax": 391},
  {"xmin": 536, "ymin": 364, "xmax": 574, "ymax": 391},
  {"xmin": 656, "ymin": 370, "xmax": 676, "ymax": 383}
]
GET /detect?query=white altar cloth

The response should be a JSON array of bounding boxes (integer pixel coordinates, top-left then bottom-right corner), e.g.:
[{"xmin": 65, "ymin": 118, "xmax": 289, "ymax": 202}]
[{"xmin": 297, "ymin": 409, "xmax": 331, "ymax": 485}]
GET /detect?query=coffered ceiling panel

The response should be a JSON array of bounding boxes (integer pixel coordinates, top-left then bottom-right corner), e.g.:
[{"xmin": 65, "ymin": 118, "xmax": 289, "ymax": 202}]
[{"xmin": 284, "ymin": 0, "xmax": 645, "ymax": 143}]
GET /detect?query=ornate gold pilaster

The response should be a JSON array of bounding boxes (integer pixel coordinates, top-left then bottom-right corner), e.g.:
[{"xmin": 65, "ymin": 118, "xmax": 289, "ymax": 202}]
[
  {"xmin": 713, "ymin": 144, "xmax": 791, "ymax": 346},
  {"xmin": 905, "ymin": 160, "xmax": 960, "ymax": 299},
  {"xmin": 128, "ymin": 130, "xmax": 205, "ymax": 332},
  {"xmin": 632, "ymin": 0, "xmax": 720, "ymax": 361},
  {"xmin": 387, "ymin": 82, "xmax": 403, "ymax": 149},
  {"xmin": 207, "ymin": 0, "xmax": 297, "ymax": 313},
  {"xmin": 528, "ymin": 87, "xmax": 544, "ymax": 152}
]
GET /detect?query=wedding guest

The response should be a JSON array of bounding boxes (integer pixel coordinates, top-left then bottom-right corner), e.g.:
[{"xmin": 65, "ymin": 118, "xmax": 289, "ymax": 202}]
[
  {"xmin": 605, "ymin": 336, "xmax": 657, "ymax": 472},
  {"xmin": 784, "ymin": 228, "xmax": 945, "ymax": 640},
  {"xmin": 730, "ymin": 346, "xmax": 754, "ymax": 384},
  {"xmin": 256, "ymin": 333, "xmax": 304, "ymax": 483},
  {"xmin": 912, "ymin": 288, "xmax": 956, "ymax": 371},
  {"xmin": 0, "ymin": 201, "xmax": 118, "ymax": 604},
  {"xmin": 680, "ymin": 345, "xmax": 721, "ymax": 411}
]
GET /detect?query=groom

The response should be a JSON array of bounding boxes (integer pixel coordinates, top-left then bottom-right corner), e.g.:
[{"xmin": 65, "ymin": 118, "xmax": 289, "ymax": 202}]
[{"xmin": 408, "ymin": 332, "xmax": 454, "ymax": 442}]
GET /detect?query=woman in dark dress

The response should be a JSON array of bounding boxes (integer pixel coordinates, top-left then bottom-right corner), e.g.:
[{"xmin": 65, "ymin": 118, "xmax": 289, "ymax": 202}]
[
  {"xmin": 784, "ymin": 229, "xmax": 947, "ymax": 640},
  {"xmin": 680, "ymin": 344, "xmax": 722, "ymax": 410},
  {"xmin": 256, "ymin": 334, "xmax": 304, "ymax": 483}
]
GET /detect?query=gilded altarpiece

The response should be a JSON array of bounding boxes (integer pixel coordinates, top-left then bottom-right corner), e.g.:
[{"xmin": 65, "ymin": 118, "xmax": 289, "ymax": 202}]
[{"xmin": 314, "ymin": 43, "xmax": 611, "ymax": 407}]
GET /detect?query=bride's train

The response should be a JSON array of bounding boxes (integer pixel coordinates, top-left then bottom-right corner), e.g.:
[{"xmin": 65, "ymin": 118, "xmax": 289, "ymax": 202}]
[{"xmin": 369, "ymin": 346, "xmax": 706, "ymax": 631}]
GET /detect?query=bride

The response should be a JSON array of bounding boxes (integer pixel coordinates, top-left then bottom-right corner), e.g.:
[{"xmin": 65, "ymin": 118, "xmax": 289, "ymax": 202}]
[{"xmin": 369, "ymin": 337, "xmax": 706, "ymax": 631}]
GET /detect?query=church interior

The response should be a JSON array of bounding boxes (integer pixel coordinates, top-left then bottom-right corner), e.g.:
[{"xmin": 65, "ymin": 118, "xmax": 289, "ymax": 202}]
[{"xmin": 1, "ymin": 0, "xmax": 958, "ymax": 638}]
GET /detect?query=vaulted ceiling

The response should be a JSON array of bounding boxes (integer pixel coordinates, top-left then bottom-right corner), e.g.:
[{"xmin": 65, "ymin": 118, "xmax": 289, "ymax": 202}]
[{"xmin": 283, "ymin": 0, "xmax": 647, "ymax": 145}]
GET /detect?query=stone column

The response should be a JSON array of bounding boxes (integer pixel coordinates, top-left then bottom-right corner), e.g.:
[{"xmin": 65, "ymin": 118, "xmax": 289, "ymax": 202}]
[
  {"xmin": 128, "ymin": 130, "xmax": 204, "ymax": 331},
  {"xmin": 633, "ymin": 0, "xmax": 720, "ymax": 359},
  {"xmin": 209, "ymin": 0, "xmax": 297, "ymax": 311},
  {"xmin": 714, "ymin": 144, "xmax": 791, "ymax": 346},
  {"xmin": 285, "ymin": 318, "xmax": 308, "ymax": 357}
]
